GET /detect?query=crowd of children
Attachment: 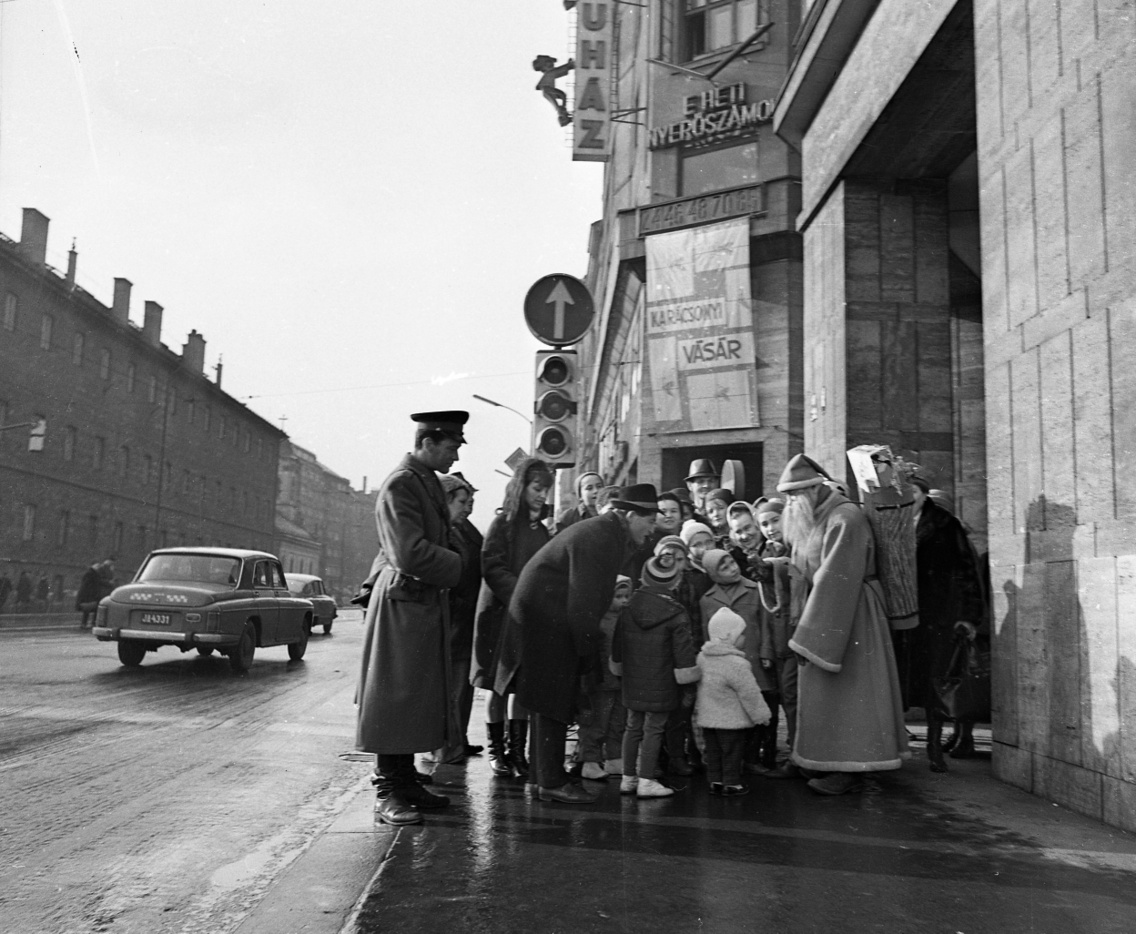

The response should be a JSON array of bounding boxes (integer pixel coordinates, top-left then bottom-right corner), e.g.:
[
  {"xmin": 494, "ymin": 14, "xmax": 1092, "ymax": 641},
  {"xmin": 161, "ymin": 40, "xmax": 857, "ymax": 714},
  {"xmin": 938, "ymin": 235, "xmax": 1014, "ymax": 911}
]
[{"xmin": 554, "ymin": 459, "xmax": 807, "ymax": 800}]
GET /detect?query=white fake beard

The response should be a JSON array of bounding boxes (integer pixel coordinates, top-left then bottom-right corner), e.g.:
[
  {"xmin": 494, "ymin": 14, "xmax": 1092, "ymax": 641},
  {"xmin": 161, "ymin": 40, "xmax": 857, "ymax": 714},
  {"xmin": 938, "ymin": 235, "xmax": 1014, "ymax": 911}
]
[{"xmin": 782, "ymin": 494, "xmax": 816, "ymax": 551}]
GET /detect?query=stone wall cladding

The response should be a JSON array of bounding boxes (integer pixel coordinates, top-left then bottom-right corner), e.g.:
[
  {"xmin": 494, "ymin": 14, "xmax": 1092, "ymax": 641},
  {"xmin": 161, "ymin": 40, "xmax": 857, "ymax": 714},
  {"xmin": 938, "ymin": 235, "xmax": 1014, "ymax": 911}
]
[{"xmin": 976, "ymin": 0, "xmax": 1136, "ymax": 828}]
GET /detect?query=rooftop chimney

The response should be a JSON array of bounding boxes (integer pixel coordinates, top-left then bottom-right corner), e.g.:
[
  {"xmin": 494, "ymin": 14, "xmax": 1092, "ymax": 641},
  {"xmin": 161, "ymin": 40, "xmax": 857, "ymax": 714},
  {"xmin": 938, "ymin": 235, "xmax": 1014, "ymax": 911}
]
[
  {"xmin": 214, "ymin": 355, "xmax": 223, "ymax": 388},
  {"xmin": 112, "ymin": 278, "xmax": 132, "ymax": 325},
  {"xmin": 143, "ymin": 301, "xmax": 163, "ymax": 346},
  {"xmin": 19, "ymin": 208, "xmax": 50, "ymax": 266},
  {"xmin": 65, "ymin": 240, "xmax": 78, "ymax": 287},
  {"xmin": 182, "ymin": 329, "xmax": 206, "ymax": 373}
]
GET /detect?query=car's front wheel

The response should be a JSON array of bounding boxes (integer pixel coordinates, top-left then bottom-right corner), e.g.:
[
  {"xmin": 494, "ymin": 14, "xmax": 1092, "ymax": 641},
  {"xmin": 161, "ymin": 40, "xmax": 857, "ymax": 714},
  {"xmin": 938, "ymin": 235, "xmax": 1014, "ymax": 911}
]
[
  {"xmin": 230, "ymin": 621, "xmax": 256, "ymax": 672},
  {"xmin": 288, "ymin": 619, "xmax": 310, "ymax": 661},
  {"xmin": 118, "ymin": 640, "xmax": 147, "ymax": 667},
  {"xmin": 322, "ymin": 618, "xmax": 333, "ymax": 635},
  {"xmin": 196, "ymin": 646, "xmax": 215, "ymax": 656}
]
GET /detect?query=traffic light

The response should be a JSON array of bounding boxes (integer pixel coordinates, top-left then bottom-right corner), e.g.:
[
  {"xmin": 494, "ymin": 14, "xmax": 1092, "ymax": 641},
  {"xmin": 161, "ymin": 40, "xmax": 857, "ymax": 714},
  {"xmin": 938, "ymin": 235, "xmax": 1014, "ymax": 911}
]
[{"xmin": 532, "ymin": 349, "xmax": 578, "ymax": 468}]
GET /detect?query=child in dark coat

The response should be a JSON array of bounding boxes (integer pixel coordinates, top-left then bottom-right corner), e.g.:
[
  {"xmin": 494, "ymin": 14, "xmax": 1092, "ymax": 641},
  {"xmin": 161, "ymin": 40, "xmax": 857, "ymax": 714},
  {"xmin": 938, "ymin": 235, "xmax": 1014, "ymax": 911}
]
[
  {"xmin": 612, "ymin": 556, "xmax": 701, "ymax": 798},
  {"xmin": 696, "ymin": 607, "xmax": 771, "ymax": 795},
  {"xmin": 575, "ymin": 576, "xmax": 632, "ymax": 779}
]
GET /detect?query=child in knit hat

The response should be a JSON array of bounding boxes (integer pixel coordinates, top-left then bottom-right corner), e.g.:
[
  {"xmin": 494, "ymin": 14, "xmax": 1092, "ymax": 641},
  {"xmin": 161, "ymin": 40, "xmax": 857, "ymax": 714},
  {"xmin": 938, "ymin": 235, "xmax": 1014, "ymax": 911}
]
[
  {"xmin": 575, "ymin": 575, "xmax": 632, "ymax": 780},
  {"xmin": 699, "ymin": 548, "xmax": 777, "ymax": 774},
  {"xmin": 611, "ymin": 555, "xmax": 701, "ymax": 798},
  {"xmin": 696, "ymin": 607, "xmax": 771, "ymax": 795}
]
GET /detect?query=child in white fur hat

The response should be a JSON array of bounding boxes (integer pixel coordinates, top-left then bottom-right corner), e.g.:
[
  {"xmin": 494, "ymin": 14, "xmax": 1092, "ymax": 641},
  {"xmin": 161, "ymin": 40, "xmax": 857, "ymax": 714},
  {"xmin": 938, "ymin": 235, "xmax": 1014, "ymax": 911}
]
[{"xmin": 695, "ymin": 607, "xmax": 771, "ymax": 796}]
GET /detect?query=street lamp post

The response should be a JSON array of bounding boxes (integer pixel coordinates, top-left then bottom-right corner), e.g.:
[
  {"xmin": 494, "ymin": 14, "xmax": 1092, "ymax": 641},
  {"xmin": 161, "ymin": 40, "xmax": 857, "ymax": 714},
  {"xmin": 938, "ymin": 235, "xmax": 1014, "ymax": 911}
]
[{"xmin": 472, "ymin": 394, "xmax": 532, "ymax": 426}]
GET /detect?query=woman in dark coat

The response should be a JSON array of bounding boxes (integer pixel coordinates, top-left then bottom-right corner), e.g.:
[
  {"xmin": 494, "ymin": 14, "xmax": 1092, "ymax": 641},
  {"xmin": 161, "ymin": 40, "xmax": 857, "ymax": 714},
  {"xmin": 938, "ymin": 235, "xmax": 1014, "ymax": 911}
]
[
  {"xmin": 438, "ymin": 473, "xmax": 484, "ymax": 764},
  {"xmin": 470, "ymin": 457, "xmax": 554, "ymax": 777},
  {"xmin": 893, "ymin": 478, "xmax": 986, "ymax": 772}
]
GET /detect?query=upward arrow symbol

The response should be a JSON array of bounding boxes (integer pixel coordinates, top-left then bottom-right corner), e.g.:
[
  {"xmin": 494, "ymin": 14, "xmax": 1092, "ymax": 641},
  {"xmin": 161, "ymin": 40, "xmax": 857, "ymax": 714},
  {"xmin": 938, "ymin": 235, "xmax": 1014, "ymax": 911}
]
[{"xmin": 545, "ymin": 280, "xmax": 576, "ymax": 341}]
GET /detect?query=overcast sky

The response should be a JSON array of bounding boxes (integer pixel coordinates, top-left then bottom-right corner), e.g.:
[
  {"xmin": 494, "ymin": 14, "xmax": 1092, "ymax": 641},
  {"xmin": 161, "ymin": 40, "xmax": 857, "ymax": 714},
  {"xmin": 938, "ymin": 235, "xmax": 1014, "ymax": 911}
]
[{"xmin": 1, "ymin": 0, "xmax": 601, "ymax": 527}]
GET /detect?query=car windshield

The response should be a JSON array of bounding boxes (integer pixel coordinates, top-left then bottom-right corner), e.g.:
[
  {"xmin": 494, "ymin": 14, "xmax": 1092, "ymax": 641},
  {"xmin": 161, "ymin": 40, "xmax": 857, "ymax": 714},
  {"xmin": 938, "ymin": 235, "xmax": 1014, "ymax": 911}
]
[
  {"xmin": 137, "ymin": 554, "xmax": 242, "ymax": 587},
  {"xmin": 286, "ymin": 578, "xmax": 312, "ymax": 595}
]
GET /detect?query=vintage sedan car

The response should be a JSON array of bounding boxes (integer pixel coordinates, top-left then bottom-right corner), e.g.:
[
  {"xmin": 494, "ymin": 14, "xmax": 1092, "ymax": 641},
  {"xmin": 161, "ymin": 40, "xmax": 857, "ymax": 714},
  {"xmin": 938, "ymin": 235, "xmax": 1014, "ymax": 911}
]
[
  {"xmin": 93, "ymin": 547, "xmax": 315, "ymax": 671},
  {"xmin": 285, "ymin": 573, "xmax": 338, "ymax": 634}
]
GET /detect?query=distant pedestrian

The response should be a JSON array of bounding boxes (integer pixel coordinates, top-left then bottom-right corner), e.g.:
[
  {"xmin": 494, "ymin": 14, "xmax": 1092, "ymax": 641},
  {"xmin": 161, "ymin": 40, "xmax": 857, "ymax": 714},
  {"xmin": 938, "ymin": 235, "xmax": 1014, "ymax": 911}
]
[
  {"xmin": 0, "ymin": 573, "xmax": 12, "ymax": 613},
  {"xmin": 695, "ymin": 608, "xmax": 771, "ymax": 796},
  {"xmin": 15, "ymin": 571, "xmax": 31, "ymax": 610},
  {"xmin": 512, "ymin": 484, "xmax": 659, "ymax": 805},
  {"xmin": 355, "ymin": 410, "xmax": 469, "ymax": 827},
  {"xmin": 612, "ymin": 555, "xmax": 701, "ymax": 799},
  {"xmin": 76, "ymin": 561, "xmax": 104, "ymax": 629},
  {"xmin": 36, "ymin": 574, "xmax": 49, "ymax": 610}
]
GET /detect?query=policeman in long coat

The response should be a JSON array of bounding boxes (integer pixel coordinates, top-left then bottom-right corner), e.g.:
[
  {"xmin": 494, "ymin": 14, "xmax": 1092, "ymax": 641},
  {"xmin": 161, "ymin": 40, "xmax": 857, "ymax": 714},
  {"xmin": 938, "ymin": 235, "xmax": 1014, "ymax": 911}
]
[{"xmin": 356, "ymin": 411, "xmax": 467, "ymax": 826}]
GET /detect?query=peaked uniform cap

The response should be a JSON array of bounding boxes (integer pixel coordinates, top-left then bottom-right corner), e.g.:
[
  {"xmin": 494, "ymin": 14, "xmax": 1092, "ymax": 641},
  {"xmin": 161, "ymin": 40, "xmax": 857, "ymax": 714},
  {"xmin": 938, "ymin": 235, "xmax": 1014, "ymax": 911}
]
[
  {"xmin": 776, "ymin": 454, "xmax": 831, "ymax": 492},
  {"xmin": 411, "ymin": 410, "xmax": 469, "ymax": 443},
  {"xmin": 685, "ymin": 459, "xmax": 719, "ymax": 482}
]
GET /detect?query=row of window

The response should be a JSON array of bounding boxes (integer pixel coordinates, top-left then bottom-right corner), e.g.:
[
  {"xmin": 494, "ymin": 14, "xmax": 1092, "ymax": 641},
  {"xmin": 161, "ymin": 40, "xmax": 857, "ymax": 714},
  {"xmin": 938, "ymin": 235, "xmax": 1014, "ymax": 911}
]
[
  {"xmin": 15, "ymin": 503, "xmax": 266, "ymax": 554},
  {"xmin": 2, "ymin": 293, "xmax": 271, "ymax": 458}
]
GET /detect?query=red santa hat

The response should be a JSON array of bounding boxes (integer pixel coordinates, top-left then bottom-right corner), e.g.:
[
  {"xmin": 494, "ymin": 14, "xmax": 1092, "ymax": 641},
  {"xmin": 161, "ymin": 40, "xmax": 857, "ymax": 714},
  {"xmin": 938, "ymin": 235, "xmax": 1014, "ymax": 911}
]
[{"xmin": 776, "ymin": 454, "xmax": 832, "ymax": 493}]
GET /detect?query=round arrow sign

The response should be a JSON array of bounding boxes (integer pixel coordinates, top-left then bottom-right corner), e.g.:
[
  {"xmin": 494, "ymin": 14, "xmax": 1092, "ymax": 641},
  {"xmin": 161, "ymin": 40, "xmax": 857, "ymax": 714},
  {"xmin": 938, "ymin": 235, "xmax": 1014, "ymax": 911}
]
[{"xmin": 523, "ymin": 274, "xmax": 595, "ymax": 346}]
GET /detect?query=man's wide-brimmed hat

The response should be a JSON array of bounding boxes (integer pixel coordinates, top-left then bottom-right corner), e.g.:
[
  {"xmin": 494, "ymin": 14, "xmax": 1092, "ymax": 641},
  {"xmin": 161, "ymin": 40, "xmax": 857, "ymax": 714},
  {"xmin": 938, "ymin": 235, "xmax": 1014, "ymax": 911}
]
[
  {"xmin": 411, "ymin": 410, "xmax": 469, "ymax": 443},
  {"xmin": 609, "ymin": 483, "xmax": 662, "ymax": 515},
  {"xmin": 776, "ymin": 454, "xmax": 831, "ymax": 493},
  {"xmin": 685, "ymin": 458, "xmax": 719, "ymax": 483}
]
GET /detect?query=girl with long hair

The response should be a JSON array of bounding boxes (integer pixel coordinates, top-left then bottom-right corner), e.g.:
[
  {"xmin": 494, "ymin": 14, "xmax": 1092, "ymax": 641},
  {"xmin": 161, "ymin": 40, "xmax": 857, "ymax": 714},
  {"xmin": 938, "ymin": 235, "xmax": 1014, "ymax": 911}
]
[{"xmin": 470, "ymin": 457, "xmax": 555, "ymax": 777}]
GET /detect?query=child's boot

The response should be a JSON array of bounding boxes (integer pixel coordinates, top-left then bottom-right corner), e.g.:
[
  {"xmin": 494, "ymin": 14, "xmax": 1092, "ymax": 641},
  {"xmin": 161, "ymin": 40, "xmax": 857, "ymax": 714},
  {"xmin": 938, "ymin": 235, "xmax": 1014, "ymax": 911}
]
[
  {"xmin": 636, "ymin": 778, "xmax": 675, "ymax": 798},
  {"xmin": 619, "ymin": 775, "xmax": 639, "ymax": 795}
]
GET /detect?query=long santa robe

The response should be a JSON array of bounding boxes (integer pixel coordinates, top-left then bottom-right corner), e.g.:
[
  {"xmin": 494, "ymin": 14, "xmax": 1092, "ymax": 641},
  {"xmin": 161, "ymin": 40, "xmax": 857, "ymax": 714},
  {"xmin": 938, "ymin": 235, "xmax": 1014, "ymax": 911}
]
[{"xmin": 787, "ymin": 489, "xmax": 910, "ymax": 772}]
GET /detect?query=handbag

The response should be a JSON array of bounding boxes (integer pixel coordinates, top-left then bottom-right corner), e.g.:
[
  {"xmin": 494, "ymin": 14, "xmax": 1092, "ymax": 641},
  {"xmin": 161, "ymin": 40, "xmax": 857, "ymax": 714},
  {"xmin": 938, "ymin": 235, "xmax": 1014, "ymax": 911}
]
[{"xmin": 932, "ymin": 632, "xmax": 991, "ymax": 722}]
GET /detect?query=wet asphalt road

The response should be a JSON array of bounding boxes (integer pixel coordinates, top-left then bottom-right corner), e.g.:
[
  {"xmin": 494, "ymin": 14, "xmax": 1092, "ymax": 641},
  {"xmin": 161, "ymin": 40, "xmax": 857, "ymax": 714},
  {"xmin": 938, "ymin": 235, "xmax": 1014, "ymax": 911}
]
[
  {"xmin": 351, "ymin": 738, "xmax": 1136, "ymax": 934},
  {"xmin": 7, "ymin": 612, "xmax": 1136, "ymax": 934},
  {"xmin": 0, "ymin": 610, "xmax": 369, "ymax": 934}
]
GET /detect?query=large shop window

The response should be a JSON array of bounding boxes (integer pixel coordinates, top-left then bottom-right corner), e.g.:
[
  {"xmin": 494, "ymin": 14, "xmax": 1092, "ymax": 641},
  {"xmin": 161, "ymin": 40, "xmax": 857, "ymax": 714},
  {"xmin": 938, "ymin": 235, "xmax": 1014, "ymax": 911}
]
[
  {"xmin": 683, "ymin": 0, "xmax": 758, "ymax": 60},
  {"xmin": 681, "ymin": 141, "xmax": 758, "ymax": 196}
]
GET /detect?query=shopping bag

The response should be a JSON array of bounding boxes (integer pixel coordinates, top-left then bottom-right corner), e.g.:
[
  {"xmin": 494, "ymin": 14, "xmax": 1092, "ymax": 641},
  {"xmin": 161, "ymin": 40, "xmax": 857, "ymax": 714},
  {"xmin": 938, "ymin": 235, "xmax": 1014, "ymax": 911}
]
[{"xmin": 932, "ymin": 633, "xmax": 991, "ymax": 722}]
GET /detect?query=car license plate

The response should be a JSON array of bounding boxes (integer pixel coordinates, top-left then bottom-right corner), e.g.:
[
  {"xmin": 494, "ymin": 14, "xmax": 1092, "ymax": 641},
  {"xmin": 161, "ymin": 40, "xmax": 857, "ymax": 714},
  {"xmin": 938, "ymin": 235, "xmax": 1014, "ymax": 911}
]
[{"xmin": 140, "ymin": 612, "xmax": 172, "ymax": 626}]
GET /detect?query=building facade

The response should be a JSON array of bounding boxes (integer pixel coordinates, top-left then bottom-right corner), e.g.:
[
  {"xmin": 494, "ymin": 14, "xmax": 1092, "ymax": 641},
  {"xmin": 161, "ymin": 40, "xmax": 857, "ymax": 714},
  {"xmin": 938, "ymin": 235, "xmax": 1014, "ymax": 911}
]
[
  {"xmin": 0, "ymin": 209, "xmax": 286, "ymax": 607},
  {"xmin": 574, "ymin": 0, "xmax": 805, "ymax": 501},
  {"xmin": 775, "ymin": 0, "xmax": 1136, "ymax": 829},
  {"xmin": 275, "ymin": 442, "xmax": 378, "ymax": 602}
]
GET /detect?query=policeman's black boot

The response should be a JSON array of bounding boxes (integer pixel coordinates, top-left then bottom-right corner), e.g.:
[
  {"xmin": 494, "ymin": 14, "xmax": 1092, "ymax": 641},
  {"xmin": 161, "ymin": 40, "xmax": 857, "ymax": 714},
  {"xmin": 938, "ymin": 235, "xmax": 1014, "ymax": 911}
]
[
  {"xmin": 507, "ymin": 719, "xmax": 530, "ymax": 779},
  {"xmin": 487, "ymin": 721, "xmax": 512, "ymax": 776},
  {"xmin": 373, "ymin": 754, "xmax": 422, "ymax": 826}
]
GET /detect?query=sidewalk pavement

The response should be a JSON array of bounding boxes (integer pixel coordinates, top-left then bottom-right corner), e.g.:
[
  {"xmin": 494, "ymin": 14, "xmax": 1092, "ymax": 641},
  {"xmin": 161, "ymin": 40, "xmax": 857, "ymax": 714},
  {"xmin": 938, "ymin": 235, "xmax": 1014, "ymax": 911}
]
[
  {"xmin": 237, "ymin": 727, "xmax": 1136, "ymax": 934},
  {"xmin": 0, "ymin": 610, "xmax": 85, "ymax": 631}
]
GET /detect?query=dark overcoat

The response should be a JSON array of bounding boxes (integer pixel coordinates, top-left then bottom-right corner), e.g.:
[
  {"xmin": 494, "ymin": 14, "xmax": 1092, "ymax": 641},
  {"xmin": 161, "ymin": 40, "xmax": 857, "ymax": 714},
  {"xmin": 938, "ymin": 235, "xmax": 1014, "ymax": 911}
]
[
  {"xmin": 894, "ymin": 500, "xmax": 986, "ymax": 710},
  {"xmin": 355, "ymin": 454, "xmax": 461, "ymax": 755},
  {"xmin": 449, "ymin": 517, "xmax": 484, "ymax": 666},
  {"xmin": 513, "ymin": 512, "xmax": 631, "ymax": 723},
  {"xmin": 611, "ymin": 589, "xmax": 699, "ymax": 712},
  {"xmin": 470, "ymin": 510, "xmax": 549, "ymax": 693}
]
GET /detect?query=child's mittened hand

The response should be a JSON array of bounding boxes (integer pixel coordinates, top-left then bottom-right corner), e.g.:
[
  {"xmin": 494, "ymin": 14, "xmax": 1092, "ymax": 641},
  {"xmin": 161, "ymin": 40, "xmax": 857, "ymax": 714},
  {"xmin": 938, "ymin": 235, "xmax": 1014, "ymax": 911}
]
[{"xmin": 760, "ymin": 658, "xmax": 773, "ymax": 670}]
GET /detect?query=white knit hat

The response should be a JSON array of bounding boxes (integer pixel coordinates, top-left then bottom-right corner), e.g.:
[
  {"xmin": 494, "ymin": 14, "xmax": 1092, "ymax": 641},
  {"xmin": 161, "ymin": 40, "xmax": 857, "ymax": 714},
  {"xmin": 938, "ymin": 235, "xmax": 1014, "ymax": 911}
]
[
  {"xmin": 707, "ymin": 607, "xmax": 746, "ymax": 643},
  {"xmin": 680, "ymin": 520, "xmax": 713, "ymax": 546}
]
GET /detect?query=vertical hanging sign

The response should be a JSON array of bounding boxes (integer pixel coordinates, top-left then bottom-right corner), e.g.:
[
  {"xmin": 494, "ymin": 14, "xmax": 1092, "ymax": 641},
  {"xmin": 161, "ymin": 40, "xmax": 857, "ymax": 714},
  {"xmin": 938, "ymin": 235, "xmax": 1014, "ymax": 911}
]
[{"xmin": 573, "ymin": 2, "xmax": 612, "ymax": 162}]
